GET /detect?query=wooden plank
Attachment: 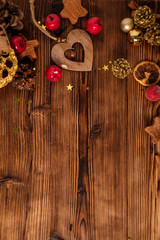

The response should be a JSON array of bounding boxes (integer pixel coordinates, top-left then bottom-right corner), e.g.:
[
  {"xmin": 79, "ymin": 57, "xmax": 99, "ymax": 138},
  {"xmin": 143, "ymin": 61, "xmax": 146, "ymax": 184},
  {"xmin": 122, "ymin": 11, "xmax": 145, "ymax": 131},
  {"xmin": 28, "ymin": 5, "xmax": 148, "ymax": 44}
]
[{"xmin": 0, "ymin": 0, "xmax": 160, "ymax": 239}]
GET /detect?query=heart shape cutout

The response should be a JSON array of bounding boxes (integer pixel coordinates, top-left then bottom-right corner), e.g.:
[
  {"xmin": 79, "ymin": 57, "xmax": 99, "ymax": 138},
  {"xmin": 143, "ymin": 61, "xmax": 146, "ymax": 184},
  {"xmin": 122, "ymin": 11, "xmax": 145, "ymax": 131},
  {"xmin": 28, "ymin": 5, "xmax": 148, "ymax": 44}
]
[{"xmin": 51, "ymin": 29, "xmax": 93, "ymax": 71}]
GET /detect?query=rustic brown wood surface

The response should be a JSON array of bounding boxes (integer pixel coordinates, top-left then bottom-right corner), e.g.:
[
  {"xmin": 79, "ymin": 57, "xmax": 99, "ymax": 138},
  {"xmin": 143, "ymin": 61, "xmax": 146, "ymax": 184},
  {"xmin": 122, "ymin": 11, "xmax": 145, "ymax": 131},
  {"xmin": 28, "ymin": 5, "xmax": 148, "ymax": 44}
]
[{"xmin": 0, "ymin": 0, "xmax": 160, "ymax": 239}]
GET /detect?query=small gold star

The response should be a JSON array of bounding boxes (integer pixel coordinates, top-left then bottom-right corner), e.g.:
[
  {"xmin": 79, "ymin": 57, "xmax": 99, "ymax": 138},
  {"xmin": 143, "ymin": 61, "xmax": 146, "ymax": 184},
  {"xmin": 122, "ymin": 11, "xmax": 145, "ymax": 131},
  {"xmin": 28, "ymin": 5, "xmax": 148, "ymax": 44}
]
[
  {"xmin": 13, "ymin": 126, "xmax": 19, "ymax": 132},
  {"xmin": 98, "ymin": 67, "xmax": 101, "ymax": 70},
  {"xmin": 52, "ymin": 112, "xmax": 55, "ymax": 116},
  {"xmin": 16, "ymin": 97, "xmax": 20, "ymax": 103},
  {"xmin": 42, "ymin": 24, "xmax": 46, "ymax": 30},
  {"xmin": 109, "ymin": 61, "xmax": 112, "ymax": 64},
  {"xmin": 102, "ymin": 65, "xmax": 109, "ymax": 71},
  {"xmin": 29, "ymin": 100, "xmax": 32, "ymax": 103},
  {"xmin": 86, "ymin": 87, "xmax": 90, "ymax": 90},
  {"xmin": 33, "ymin": 67, "xmax": 36, "ymax": 71},
  {"xmin": 38, "ymin": 21, "xmax": 41, "ymax": 24},
  {"xmin": 67, "ymin": 84, "xmax": 74, "ymax": 91}
]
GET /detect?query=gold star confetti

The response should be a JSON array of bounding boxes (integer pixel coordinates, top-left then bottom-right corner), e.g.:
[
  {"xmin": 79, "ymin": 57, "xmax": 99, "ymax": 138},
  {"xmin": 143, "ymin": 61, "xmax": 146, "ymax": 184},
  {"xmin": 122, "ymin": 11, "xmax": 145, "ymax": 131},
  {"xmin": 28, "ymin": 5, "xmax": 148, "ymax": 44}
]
[
  {"xmin": 109, "ymin": 61, "xmax": 112, "ymax": 64},
  {"xmin": 13, "ymin": 126, "xmax": 19, "ymax": 132},
  {"xmin": 67, "ymin": 84, "xmax": 74, "ymax": 91},
  {"xmin": 42, "ymin": 24, "xmax": 46, "ymax": 30},
  {"xmin": 38, "ymin": 21, "xmax": 41, "ymax": 24},
  {"xmin": 86, "ymin": 87, "xmax": 90, "ymax": 90},
  {"xmin": 98, "ymin": 67, "xmax": 101, "ymax": 70},
  {"xmin": 16, "ymin": 97, "xmax": 20, "ymax": 103},
  {"xmin": 29, "ymin": 100, "xmax": 32, "ymax": 103},
  {"xmin": 33, "ymin": 67, "xmax": 36, "ymax": 71},
  {"xmin": 102, "ymin": 65, "xmax": 109, "ymax": 71},
  {"xmin": 52, "ymin": 112, "xmax": 55, "ymax": 116}
]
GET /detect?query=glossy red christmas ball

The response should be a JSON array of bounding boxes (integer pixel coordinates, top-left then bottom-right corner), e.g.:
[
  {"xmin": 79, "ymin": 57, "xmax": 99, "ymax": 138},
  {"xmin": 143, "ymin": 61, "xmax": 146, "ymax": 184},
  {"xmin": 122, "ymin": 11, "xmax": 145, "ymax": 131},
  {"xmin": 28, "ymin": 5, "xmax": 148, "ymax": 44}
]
[
  {"xmin": 10, "ymin": 36, "xmax": 26, "ymax": 54},
  {"xmin": 86, "ymin": 17, "xmax": 103, "ymax": 35},
  {"xmin": 145, "ymin": 85, "xmax": 160, "ymax": 101},
  {"xmin": 45, "ymin": 14, "xmax": 61, "ymax": 31},
  {"xmin": 45, "ymin": 65, "xmax": 62, "ymax": 82}
]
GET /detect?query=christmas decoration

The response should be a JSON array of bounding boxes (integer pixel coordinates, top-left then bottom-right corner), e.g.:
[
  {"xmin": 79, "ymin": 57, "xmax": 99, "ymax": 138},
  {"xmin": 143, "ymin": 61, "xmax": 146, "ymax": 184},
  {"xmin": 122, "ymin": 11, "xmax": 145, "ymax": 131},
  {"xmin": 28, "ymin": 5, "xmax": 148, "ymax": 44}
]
[
  {"xmin": 10, "ymin": 35, "xmax": 26, "ymax": 54},
  {"xmin": 134, "ymin": 5, "xmax": 155, "ymax": 29},
  {"xmin": 12, "ymin": 57, "xmax": 36, "ymax": 90},
  {"xmin": 45, "ymin": 65, "xmax": 62, "ymax": 82},
  {"xmin": 67, "ymin": 84, "xmax": 73, "ymax": 90},
  {"xmin": 0, "ymin": 0, "xmax": 24, "ymax": 30},
  {"xmin": 145, "ymin": 117, "xmax": 160, "ymax": 144},
  {"xmin": 0, "ymin": 35, "xmax": 9, "ymax": 54},
  {"xmin": 102, "ymin": 65, "xmax": 109, "ymax": 71},
  {"xmin": 86, "ymin": 17, "xmax": 103, "ymax": 35},
  {"xmin": 18, "ymin": 39, "xmax": 39, "ymax": 61},
  {"xmin": 144, "ymin": 23, "xmax": 160, "ymax": 46},
  {"xmin": 120, "ymin": 18, "xmax": 134, "ymax": 33},
  {"xmin": 112, "ymin": 58, "xmax": 131, "ymax": 79},
  {"xmin": 133, "ymin": 61, "xmax": 160, "ymax": 86},
  {"xmin": 45, "ymin": 14, "xmax": 61, "ymax": 31},
  {"xmin": 60, "ymin": 0, "xmax": 88, "ymax": 25},
  {"xmin": 128, "ymin": 28, "xmax": 144, "ymax": 46},
  {"xmin": 51, "ymin": 29, "xmax": 93, "ymax": 71},
  {"xmin": 145, "ymin": 85, "xmax": 160, "ymax": 102}
]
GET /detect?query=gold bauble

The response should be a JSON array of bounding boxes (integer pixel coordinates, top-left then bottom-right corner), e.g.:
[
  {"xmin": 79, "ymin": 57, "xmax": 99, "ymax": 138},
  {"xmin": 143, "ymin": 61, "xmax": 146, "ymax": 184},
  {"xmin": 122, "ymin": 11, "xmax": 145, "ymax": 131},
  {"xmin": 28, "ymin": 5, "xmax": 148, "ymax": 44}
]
[
  {"xmin": 128, "ymin": 28, "xmax": 144, "ymax": 46},
  {"xmin": 120, "ymin": 18, "xmax": 134, "ymax": 33}
]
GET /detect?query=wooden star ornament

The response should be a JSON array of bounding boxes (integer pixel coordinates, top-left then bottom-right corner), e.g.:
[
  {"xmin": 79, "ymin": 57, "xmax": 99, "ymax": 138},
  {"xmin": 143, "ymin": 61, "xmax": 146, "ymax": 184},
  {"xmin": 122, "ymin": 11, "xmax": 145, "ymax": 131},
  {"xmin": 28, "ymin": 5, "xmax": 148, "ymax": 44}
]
[
  {"xmin": 145, "ymin": 117, "xmax": 160, "ymax": 144},
  {"xmin": 18, "ymin": 40, "xmax": 39, "ymax": 61},
  {"xmin": 60, "ymin": 0, "xmax": 88, "ymax": 25}
]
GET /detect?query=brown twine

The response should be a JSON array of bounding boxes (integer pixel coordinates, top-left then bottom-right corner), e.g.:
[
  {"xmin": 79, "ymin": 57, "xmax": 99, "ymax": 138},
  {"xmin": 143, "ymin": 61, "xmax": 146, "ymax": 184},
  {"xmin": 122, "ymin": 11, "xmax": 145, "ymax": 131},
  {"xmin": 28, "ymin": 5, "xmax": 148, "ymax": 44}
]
[{"xmin": 29, "ymin": 0, "xmax": 66, "ymax": 42}]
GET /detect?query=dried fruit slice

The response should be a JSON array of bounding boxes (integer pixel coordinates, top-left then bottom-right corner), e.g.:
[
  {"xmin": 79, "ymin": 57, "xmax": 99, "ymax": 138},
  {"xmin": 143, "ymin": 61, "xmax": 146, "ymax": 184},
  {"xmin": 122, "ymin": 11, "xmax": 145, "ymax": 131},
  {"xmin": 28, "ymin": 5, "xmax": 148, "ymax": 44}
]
[{"xmin": 133, "ymin": 61, "xmax": 160, "ymax": 86}]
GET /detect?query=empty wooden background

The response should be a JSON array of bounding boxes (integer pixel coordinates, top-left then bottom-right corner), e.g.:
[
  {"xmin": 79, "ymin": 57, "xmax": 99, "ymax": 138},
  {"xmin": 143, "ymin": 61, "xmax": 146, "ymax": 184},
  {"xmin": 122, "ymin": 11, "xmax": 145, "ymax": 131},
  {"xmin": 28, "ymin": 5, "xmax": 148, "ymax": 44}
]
[{"xmin": 0, "ymin": 0, "xmax": 160, "ymax": 239}]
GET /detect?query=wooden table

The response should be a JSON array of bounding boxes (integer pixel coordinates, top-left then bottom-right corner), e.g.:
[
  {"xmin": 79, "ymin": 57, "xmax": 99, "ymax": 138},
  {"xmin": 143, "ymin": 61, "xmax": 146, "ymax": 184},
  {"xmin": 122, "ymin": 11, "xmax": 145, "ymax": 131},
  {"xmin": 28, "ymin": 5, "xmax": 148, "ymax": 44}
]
[{"xmin": 0, "ymin": 0, "xmax": 159, "ymax": 239}]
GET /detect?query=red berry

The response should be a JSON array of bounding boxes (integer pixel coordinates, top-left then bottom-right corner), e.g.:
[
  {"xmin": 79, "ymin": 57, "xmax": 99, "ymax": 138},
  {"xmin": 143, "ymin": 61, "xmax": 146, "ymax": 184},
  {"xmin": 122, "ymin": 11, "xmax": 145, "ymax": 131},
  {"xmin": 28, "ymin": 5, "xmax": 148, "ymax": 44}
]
[
  {"xmin": 45, "ymin": 65, "xmax": 62, "ymax": 82},
  {"xmin": 86, "ymin": 17, "xmax": 103, "ymax": 35},
  {"xmin": 45, "ymin": 14, "xmax": 61, "ymax": 31},
  {"xmin": 10, "ymin": 36, "xmax": 26, "ymax": 54},
  {"xmin": 145, "ymin": 85, "xmax": 160, "ymax": 101}
]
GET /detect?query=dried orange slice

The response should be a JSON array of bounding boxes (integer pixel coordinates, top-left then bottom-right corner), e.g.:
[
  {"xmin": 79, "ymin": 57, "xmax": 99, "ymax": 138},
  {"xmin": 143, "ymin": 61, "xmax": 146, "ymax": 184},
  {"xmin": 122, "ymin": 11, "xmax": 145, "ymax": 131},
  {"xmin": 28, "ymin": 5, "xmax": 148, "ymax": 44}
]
[{"xmin": 133, "ymin": 61, "xmax": 160, "ymax": 86}]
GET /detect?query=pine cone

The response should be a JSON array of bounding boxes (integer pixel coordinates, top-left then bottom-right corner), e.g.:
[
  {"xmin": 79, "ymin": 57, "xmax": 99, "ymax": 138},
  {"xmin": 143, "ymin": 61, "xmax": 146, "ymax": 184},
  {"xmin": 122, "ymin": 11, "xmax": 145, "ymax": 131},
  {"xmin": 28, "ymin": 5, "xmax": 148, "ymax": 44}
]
[
  {"xmin": 12, "ymin": 58, "xmax": 36, "ymax": 91},
  {"xmin": 144, "ymin": 23, "xmax": 160, "ymax": 46},
  {"xmin": 112, "ymin": 58, "xmax": 131, "ymax": 79},
  {"xmin": 0, "ymin": 0, "xmax": 24, "ymax": 30},
  {"xmin": 134, "ymin": 5, "xmax": 155, "ymax": 29}
]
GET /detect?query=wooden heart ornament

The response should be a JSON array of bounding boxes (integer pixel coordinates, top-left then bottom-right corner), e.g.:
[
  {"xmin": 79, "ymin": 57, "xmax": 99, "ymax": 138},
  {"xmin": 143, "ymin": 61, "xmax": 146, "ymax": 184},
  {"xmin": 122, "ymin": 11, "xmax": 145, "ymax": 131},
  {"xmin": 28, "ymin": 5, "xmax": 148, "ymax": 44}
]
[{"xmin": 51, "ymin": 29, "xmax": 93, "ymax": 72}]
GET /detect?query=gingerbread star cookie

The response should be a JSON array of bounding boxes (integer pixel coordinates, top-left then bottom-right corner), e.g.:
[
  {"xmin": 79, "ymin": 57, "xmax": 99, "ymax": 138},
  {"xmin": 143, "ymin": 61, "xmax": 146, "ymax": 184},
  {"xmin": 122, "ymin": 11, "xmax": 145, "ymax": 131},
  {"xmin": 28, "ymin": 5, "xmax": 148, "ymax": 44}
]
[
  {"xmin": 145, "ymin": 117, "xmax": 160, "ymax": 144},
  {"xmin": 18, "ymin": 40, "xmax": 39, "ymax": 61},
  {"xmin": 60, "ymin": 0, "xmax": 88, "ymax": 25}
]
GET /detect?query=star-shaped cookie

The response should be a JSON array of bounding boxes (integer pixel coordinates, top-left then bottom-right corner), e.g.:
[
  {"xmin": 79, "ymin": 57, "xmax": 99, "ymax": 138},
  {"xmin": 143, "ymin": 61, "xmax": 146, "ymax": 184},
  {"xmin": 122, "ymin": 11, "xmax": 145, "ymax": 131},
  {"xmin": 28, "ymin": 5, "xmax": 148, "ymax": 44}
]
[
  {"xmin": 145, "ymin": 117, "xmax": 160, "ymax": 144},
  {"xmin": 60, "ymin": 0, "xmax": 88, "ymax": 25},
  {"xmin": 18, "ymin": 40, "xmax": 39, "ymax": 61}
]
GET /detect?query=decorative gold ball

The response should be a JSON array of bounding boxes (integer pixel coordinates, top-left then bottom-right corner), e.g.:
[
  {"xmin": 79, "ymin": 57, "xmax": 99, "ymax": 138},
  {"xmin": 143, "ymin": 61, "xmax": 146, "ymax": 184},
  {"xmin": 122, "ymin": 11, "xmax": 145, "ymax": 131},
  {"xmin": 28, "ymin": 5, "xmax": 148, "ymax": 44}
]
[
  {"xmin": 120, "ymin": 18, "xmax": 134, "ymax": 33},
  {"xmin": 128, "ymin": 28, "xmax": 144, "ymax": 46}
]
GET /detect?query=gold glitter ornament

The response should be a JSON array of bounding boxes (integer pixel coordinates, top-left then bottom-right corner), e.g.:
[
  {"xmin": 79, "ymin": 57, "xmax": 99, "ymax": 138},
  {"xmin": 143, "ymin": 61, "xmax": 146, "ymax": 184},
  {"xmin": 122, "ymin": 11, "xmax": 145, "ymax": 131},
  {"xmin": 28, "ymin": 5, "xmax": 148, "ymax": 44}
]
[
  {"xmin": 0, "ymin": 47, "xmax": 18, "ymax": 88},
  {"xmin": 128, "ymin": 28, "xmax": 144, "ymax": 46},
  {"xmin": 112, "ymin": 58, "xmax": 131, "ymax": 79},
  {"xmin": 120, "ymin": 18, "xmax": 134, "ymax": 33},
  {"xmin": 134, "ymin": 5, "xmax": 155, "ymax": 29}
]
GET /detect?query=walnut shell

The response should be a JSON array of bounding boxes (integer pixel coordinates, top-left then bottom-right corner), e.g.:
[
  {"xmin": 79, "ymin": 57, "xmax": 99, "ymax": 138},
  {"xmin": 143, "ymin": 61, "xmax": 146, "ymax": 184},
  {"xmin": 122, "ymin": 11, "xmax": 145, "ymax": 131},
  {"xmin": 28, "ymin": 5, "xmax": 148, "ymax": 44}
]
[{"xmin": 133, "ymin": 61, "xmax": 160, "ymax": 86}]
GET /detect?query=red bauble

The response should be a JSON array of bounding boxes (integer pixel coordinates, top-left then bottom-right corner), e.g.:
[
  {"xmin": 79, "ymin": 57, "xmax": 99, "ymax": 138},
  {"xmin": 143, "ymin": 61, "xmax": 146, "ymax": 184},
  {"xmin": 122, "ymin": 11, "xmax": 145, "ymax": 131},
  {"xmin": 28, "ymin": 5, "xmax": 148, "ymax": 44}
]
[
  {"xmin": 86, "ymin": 17, "xmax": 103, "ymax": 35},
  {"xmin": 45, "ymin": 14, "xmax": 61, "ymax": 31},
  {"xmin": 10, "ymin": 36, "xmax": 26, "ymax": 54},
  {"xmin": 45, "ymin": 65, "xmax": 62, "ymax": 82},
  {"xmin": 145, "ymin": 85, "xmax": 160, "ymax": 101}
]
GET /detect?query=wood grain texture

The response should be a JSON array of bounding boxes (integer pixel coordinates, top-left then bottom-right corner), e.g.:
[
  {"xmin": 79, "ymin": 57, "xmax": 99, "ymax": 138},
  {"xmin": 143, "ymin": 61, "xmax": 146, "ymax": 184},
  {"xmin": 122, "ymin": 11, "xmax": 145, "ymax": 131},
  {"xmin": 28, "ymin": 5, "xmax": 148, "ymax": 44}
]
[{"xmin": 0, "ymin": 0, "xmax": 160, "ymax": 239}]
